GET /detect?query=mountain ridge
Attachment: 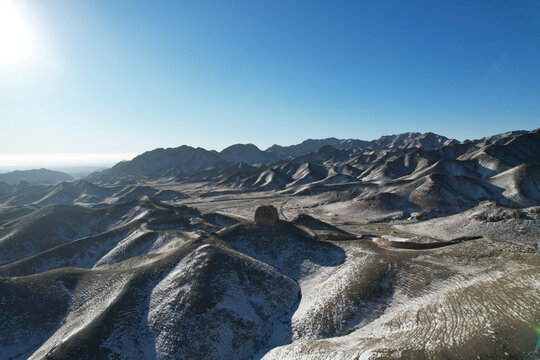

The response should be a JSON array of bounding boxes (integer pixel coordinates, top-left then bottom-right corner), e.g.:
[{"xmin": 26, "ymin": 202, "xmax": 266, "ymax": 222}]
[
  {"xmin": 0, "ymin": 128, "xmax": 539, "ymax": 360},
  {"xmin": 87, "ymin": 131, "xmax": 465, "ymax": 182},
  {"xmin": 0, "ymin": 168, "xmax": 75, "ymax": 185}
]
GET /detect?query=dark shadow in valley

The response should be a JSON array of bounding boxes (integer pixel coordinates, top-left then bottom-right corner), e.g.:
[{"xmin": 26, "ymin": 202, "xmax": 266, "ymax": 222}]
[{"xmin": 216, "ymin": 220, "xmax": 347, "ymax": 281}]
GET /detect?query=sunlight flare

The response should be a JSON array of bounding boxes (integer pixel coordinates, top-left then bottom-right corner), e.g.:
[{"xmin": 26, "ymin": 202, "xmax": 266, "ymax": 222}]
[{"xmin": 0, "ymin": 0, "xmax": 37, "ymax": 66}]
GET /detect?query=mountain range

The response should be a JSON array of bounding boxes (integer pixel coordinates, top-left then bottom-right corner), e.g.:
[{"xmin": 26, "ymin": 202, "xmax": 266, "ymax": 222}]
[
  {"xmin": 0, "ymin": 128, "xmax": 539, "ymax": 360},
  {"xmin": 83, "ymin": 128, "xmax": 540, "ymax": 220}
]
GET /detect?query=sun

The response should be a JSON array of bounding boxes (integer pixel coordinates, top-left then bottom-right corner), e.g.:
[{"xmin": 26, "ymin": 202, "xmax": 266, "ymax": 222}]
[{"xmin": 0, "ymin": 0, "xmax": 36, "ymax": 67}]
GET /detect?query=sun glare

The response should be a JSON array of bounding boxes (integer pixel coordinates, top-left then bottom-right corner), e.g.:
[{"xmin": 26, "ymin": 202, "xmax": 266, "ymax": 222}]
[{"xmin": 0, "ymin": 0, "xmax": 36, "ymax": 67}]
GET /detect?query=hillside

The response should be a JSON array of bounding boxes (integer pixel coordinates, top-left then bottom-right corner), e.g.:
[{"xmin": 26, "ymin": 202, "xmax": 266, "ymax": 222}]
[
  {"xmin": 0, "ymin": 168, "xmax": 74, "ymax": 185},
  {"xmin": 1, "ymin": 128, "xmax": 539, "ymax": 359}
]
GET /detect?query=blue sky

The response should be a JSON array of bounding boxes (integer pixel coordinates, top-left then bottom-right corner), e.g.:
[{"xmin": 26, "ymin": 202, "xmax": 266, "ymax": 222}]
[{"xmin": 1, "ymin": 0, "xmax": 539, "ymax": 166}]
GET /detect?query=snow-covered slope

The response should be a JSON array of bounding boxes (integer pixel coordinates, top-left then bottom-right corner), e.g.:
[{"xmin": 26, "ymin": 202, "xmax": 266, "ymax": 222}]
[{"xmin": 1, "ymin": 127, "xmax": 539, "ymax": 359}]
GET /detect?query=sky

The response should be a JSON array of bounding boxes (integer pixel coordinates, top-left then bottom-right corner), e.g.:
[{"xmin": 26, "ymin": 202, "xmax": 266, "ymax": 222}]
[{"xmin": 1, "ymin": 0, "xmax": 539, "ymax": 168}]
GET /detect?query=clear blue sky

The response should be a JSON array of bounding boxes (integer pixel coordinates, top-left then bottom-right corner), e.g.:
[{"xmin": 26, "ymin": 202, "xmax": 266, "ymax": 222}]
[{"xmin": 1, "ymin": 0, "xmax": 539, "ymax": 166}]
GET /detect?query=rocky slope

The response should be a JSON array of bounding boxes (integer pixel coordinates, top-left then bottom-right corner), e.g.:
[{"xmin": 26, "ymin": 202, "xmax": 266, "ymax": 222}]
[
  {"xmin": 1, "ymin": 128, "xmax": 539, "ymax": 359},
  {"xmin": 0, "ymin": 198, "xmax": 538, "ymax": 359},
  {"xmin": 85, "ymin": 128, "xmax": 540, "ymax": 221}
]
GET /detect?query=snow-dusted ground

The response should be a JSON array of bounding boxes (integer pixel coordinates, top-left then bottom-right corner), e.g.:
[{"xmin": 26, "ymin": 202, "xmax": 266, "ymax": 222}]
[
  {"xmin": 0, "ymin": 187, "xmax": 539, "ymax": 359},
  {"xmin": 3, "ymin": 128, "xmax": 540, "ymax": 358},
  {"xmin": 381, "ymin": 235, "xmax": 409, "ymax": 242},
  {"xmin": 262, "ymin": 239, "xmax": 540, "ymax": 359},
  {"xmin": 394, "ymin": 203, "xmax": 540, "ymax": 247}
]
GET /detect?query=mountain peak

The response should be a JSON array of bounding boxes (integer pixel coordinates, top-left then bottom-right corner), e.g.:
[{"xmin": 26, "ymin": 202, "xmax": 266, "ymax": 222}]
[
  {"xmin": 0, "ymin": 168, "xmax": 74, "ymax": 185},
  {"xmin": 220, "ymin": 143, "xmax": 275, "ymax": 165}
]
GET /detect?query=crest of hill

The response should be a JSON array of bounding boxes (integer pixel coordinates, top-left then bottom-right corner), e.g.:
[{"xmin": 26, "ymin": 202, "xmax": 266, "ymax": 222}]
[
  {"xmin": 265, "ymin": 132, "xmax": 456, "ymax": 156},
  {"xmin": 0, "ymin": 168, "xmax": 74, "ymax": 185},
  {"xmin": 35, "ymin": 179, "xmax": 113, "ymax": 206},
  {"xmin": 86, "ymin": 130, "xmax": 529, "ymax": 185},
  {"xmin": 489, "ymin": 164, "xmax": 540, "ymax": 207},
  {"xmin": 88, "ymin": 145, "xmax": 230, "ymax": 181},
  {"xmin": 370, "ymin": 132, "xmax": 457, "ymax": 151},
  {"xmin": 460, "ymin": 128, "xmax": 540, "ymax": 170},
  {"xmin": 219, "ymin": 143, "xmax": 277, "ymax": 165},
  {"xmin": 265, "ymin": 138, "xmax": 343, "ymax": 158}
]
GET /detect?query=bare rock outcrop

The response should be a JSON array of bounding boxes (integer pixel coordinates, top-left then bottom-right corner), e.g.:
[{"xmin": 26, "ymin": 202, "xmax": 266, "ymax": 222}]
[{"xmin": 254, "ymin": 205, "xmax": 279, "ymax": 226}]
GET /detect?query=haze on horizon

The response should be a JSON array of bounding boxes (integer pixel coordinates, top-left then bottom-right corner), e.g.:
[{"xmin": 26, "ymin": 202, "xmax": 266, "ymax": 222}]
[{"xmin": 1, "ymin": 0, "xmax": 539, "ymax": 169}]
